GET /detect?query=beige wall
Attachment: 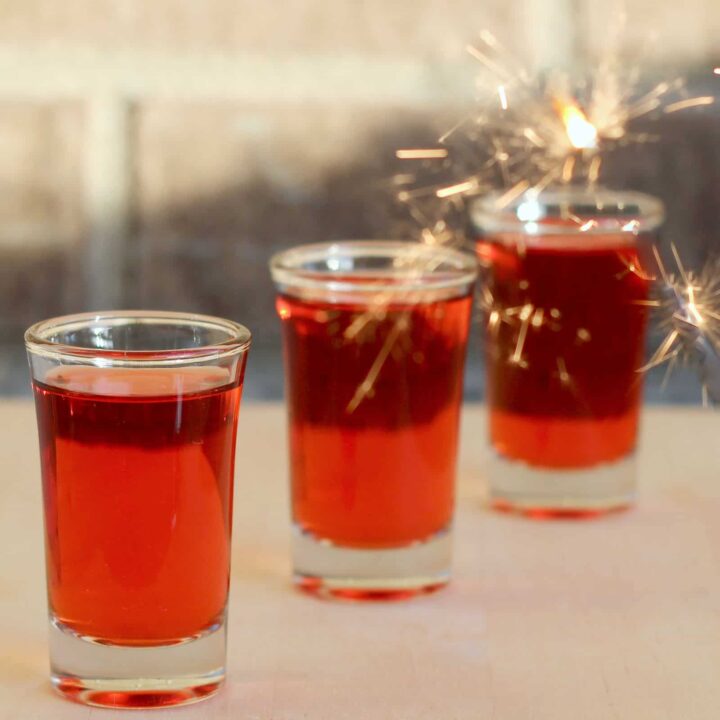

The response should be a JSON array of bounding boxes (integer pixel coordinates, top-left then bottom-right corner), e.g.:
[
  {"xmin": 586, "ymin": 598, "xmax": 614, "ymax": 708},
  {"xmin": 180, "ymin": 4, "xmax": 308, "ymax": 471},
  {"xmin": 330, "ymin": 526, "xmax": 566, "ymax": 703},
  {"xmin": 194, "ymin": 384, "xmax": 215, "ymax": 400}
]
[
  {"xmin": 581, "ymin": 0, "xmax": 720, "ymax": 65},
  {"xmin": 0, "ymin": 0, "xmax": 716, "ymax": 306},
  {"xmin": 0, "ymin": 101, "xmax": 83, "ymax": 249},
  {"xmin": 0, "ymin": 1, "xmax": 511, "ymax": 56}
]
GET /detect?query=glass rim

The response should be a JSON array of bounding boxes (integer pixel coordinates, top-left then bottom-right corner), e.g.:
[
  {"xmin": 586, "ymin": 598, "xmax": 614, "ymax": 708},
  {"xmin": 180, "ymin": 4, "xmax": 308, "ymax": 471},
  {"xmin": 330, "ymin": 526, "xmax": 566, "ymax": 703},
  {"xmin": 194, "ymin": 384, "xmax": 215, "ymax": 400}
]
[
  {"xmin": 269, "ymin": 240, "xmax": 478, "ymax": 297},
  {"xmin": 469, "ymin": 186, "xmax": 665, "ymax": 236},
  {"xmin": 25, "ymin": 310, "xmax": 252, "ymax": 365}
]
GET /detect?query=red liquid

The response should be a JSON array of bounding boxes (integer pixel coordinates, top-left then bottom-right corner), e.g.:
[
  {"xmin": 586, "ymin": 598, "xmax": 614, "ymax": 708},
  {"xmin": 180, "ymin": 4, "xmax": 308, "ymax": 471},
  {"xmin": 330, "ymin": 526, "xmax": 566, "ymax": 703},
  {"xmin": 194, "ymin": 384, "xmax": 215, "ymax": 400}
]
[
  {"xmin": 277, "ymin": 291, "xmax": 472, "ymax": 548},
  {"xmin": 33, "ymin": 366, "xmax": 242, "ymax": 645},
  {"xmin": 478, "ymin": 233, "xmax": 650, "ymax": 469}
]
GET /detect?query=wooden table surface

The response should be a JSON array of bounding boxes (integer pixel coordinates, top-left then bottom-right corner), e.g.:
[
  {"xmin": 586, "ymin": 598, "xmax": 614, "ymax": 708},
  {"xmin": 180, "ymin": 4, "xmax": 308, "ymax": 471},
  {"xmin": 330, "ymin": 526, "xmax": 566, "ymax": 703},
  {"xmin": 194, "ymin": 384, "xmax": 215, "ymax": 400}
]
[{"xmin": 1, "ymin": 401, "xmax": 719, "ymax": 719}]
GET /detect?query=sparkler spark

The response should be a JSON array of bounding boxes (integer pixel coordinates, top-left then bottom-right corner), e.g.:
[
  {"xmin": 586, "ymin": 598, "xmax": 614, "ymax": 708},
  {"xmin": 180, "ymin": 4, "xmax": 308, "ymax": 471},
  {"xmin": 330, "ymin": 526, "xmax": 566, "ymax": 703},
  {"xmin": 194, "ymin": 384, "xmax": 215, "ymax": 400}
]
[
  {"xmin": 395, "ymin": 148, "xmax": 449, "ymax": 160},
  {"xmin": 436, "ymin": 179, "xmax": 478, "ymax": 199},
  {"xmin": 341, "ymin": 243, "xmax": 474, "ymax": 414},
  {"xmin": 497, "ymin": 84, "xmax": 509, "ymax": 110},
  {"xmin": 556, "ymin": 357, "xmax": 572, "ymax": 386},
  {"xmin": 664, "ymin": 97, "xmax": 715, "ymax": 113},
  {"xmin": 346, "ymin": 311, "xmax": 410, "ymax": 414},
  {"xmin": 642, "ymin": 247, "xmax": 720, "ymax": 405}
]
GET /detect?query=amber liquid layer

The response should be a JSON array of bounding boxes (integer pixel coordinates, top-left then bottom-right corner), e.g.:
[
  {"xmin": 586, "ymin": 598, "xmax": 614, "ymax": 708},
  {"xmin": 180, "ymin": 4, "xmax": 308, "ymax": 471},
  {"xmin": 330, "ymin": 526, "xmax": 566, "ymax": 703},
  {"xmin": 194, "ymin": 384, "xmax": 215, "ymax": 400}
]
[
  {"xmin": 277, "ymin": 292, "xmax": 472, "ymax": 548},
  {"xmin": 479, "ymin": 234, "xmax": 650, "ymax": 469},
  {"xmin": 33, "ymin": 366, "xmax": 241, "ymax": 645}
]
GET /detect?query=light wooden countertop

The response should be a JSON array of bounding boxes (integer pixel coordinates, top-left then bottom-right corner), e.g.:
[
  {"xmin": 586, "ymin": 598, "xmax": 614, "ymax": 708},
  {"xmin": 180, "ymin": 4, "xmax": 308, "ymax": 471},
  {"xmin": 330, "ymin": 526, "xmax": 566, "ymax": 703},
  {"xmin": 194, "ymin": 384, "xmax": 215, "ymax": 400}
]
[{"xmin": 1, "ymin": 401, "xmax": 719, "ymax": 719}]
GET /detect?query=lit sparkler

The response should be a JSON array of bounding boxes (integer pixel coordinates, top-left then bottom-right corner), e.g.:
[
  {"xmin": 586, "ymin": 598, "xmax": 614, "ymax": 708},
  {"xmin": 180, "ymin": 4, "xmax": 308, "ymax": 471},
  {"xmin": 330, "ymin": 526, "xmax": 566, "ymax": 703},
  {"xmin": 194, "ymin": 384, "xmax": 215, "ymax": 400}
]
[
  {"xmin": 352, "ymin": 25, "xmax": 717, "ymax": 412},
  {"xmin": 388, "ymin": 26, "xmax": 716, "ymax": 400},
  {"xmin": 642, "ymin": 248, "xmax": 720, "ymax": 405},
  {"xmin": 394, "ymin": 27, "xmax": 715, "ymax": 223}
]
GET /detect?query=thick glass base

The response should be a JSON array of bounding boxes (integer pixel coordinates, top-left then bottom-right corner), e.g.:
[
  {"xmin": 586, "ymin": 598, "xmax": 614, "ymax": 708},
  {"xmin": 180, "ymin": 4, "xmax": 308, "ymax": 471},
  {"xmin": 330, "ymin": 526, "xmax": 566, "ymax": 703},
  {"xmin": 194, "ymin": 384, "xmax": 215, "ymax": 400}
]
[
  {"xmin": 292, "ymin": 525, "xmax": 451, "ymax": 600},
  {"xmin": 487, "ymin": 452, "xmax": 636, "ymax": 519},
  {"xmin": 48, "ymin": 617, "xmax": 226, "ymax": 709}
]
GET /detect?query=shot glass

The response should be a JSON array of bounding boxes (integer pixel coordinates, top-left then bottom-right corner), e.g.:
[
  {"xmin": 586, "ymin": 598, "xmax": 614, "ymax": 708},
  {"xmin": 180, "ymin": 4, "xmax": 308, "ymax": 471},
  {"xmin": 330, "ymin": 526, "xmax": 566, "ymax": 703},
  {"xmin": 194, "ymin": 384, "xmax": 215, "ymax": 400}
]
[
  {"xmin": 470, "ymin": 187, "xmax": 664, "ymax": 517},
  {"xmin": 25, "ymin": 311, "xmax": 251, "ymax": 708},
  {"xmin": 270, "ymin": 241, "xmax": 477, "ymax": 599}
]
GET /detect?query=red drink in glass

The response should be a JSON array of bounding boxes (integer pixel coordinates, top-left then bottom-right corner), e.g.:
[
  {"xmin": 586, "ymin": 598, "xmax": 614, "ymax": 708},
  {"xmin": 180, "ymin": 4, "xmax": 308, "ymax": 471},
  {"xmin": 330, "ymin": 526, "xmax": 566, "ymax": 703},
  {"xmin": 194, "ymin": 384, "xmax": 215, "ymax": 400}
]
[
  {"xmin": 471, "ymin": 188, "xmax": 664, "ymax": 517},
  {"xmin": 277, "ymin": 293, "xmax": 471, "ymax": 548},
  {"xmin": 26, "ymin": 311, "xmax": 250, "ymax": 708},
  {"xmin": 34, "ymin": 366, "xmax": 241, "ymax": 645},
  {"xmin": 271, "ymin": 242, "xmax": 476, "ymax": 598},
  {"xmin": 479, "ymin": 236, "xmax": 650, "ymax": 470}
]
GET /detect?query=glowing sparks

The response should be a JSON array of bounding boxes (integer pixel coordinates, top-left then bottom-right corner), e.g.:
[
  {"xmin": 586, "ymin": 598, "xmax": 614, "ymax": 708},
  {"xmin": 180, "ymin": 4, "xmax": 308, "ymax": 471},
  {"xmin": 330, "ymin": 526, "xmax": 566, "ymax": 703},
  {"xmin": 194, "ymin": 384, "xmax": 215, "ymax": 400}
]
[
  {"xmin": 495, "ymin": 181, "xmax": 530, "ymax": 209},
  {"xmin": 622, "ymin": 220, "xmax": 640, "ymax": 232},
  {"xmin": 488, "ymin": 309, "xmax": 501, "ymax": 334},
  {"xmin": 466, "ymin": 43, "xmax": 511, "ymax": 81},
  {"xmin": 562, "ymin": 156, "xmax": 576, "ymax": 183},
  {"xmin": 509, "ymin": 304, "xmax": 533, "ymax": 366},
  {"xmin": 396, "ymin": 26, "xmax": 716, "ymax": 221},
  {"xmin": 557, "ymin": 100, "xmax": 598, "ymax": 150},
  {"xmin": 436, "ymin": 179, "xmax": 477, "ymax": 198},
  {"xmin": 642, "ymin": 246, "xmax": 720, "ymax": 404},
  {"xmin": 531, "ymin": 308, "xmax": 544, "ymax": 328},
  {"xmin": 685, "ymin": 289, "xmax": 704, "ymax": 327},
  {"xmin": 346, "ymin": 313, "xmax": 409, "ymax": 414},
  {"xmin": 395, "ymin": 148, "xmax": 449, "ymax": 160},
  {"xmin": 523, "ymin": 127, "xmax": 546, "ymax": 147},
  {"xmin": 497, "ymin": 85, "xmax": 509, "ymax": 110},
  {"xmin": 577, "ymin": 328, "xmax": 591, "ymax": 343},
  {"xmin": 342, "ymin": 242, "xmax": 474, "ymax": 413},
  {"xmin": 664, "ymin": 97, "xmax": 715, "ymax": 113},
  {"xmin": 556, "ymin": 357, "xmax": 572, "ymax": 386},
  {"xmin": 384, "ymin": 26, "xmax": 720, "ymax": 408}
]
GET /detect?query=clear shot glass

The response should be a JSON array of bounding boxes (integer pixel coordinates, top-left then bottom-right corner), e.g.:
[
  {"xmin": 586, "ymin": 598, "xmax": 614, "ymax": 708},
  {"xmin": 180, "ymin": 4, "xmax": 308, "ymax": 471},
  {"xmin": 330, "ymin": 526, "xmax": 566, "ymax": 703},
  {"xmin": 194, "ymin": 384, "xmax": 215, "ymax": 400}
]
[
  {"xmin": 25, "ymin": 311, "xmax": 251, "ymax": 708},
  {"xmin": 470, "ymin": 187, "xmax": 664, "ymax": 517},
  {"xmin": 270, "ymin": 241, "xmax": 477, "ymax": 599}
]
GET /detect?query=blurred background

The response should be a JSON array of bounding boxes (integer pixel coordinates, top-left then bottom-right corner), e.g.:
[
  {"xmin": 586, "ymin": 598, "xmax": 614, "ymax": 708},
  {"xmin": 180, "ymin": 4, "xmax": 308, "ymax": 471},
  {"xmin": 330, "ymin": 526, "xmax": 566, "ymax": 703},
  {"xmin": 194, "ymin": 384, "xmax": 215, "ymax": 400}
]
[{"xmin": 0, "ymin": 0, "xmax": 718, "ymax": 400}]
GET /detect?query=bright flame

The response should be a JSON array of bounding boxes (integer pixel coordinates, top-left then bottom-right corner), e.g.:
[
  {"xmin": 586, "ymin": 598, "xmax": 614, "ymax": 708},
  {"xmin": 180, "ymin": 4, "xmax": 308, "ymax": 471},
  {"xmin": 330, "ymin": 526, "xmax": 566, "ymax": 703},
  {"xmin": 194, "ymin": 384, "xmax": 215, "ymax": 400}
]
[{"xmin": 556, "ymin": 100, "xmax": 598, "ymax": 150}]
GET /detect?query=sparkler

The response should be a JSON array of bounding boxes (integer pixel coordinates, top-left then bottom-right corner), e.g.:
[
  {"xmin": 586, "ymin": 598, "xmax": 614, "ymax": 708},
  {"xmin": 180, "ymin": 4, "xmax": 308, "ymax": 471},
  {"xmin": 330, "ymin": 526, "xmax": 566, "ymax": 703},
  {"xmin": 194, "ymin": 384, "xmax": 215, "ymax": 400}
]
[
  {"xmin": 390, "ymin": 26, "xmax": 716, "ymax": 393},
  {"xmin": 642, "ymin": 248, "xmax": 720, "ymax": 405},
  {"xmin": 662, "ymin": 63, "xmax": 720, "ymax": 402},
  {"xmin": 394, "ymin": 26, "xmax": 714, "ymax": 226},
  {"xmin": 349, "ymin": 23, "xmax": 717, "ymax": 411}
]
